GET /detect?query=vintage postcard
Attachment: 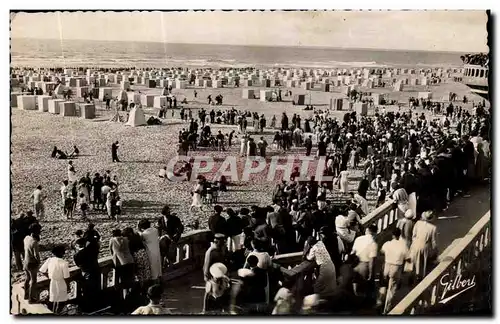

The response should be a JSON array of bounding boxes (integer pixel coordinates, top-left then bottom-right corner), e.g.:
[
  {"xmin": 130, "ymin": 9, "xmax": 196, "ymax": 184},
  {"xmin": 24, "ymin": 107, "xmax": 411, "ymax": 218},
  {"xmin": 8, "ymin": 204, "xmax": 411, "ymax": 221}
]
[{"xmin": 9, "ymin": 10, "xmax": 491, "ymax": 316}]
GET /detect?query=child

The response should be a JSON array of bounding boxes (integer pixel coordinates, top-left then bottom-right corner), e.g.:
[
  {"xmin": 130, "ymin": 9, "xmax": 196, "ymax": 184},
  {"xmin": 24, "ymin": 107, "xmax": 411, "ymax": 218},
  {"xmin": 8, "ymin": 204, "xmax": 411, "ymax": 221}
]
[
  {"xmin": 39, "ymin": 245, "xmax": 70, "ymax": 313},
  {"xmin": 79, "ymin": 193, "xmax": 88, "ymax": 220}
]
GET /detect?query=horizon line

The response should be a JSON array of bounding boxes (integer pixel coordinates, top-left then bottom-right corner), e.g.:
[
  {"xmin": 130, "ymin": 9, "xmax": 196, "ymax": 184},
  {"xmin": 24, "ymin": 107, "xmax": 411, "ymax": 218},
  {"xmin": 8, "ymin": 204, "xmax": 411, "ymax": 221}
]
[{"xmin": 11, "ymin": 37, "xmax": 483, "ymax": 54}]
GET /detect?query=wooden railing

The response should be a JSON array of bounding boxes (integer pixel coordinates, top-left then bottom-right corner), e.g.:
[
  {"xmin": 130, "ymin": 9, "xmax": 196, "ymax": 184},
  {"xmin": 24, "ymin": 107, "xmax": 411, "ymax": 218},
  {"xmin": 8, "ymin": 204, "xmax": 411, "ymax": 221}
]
[
  {"xmin": 12, "ymin": 198, "xmax": 401, "ymax": 315},
  {"xmin": 388, "ymin": 211, "xmax": 491, "ymax": 315}
]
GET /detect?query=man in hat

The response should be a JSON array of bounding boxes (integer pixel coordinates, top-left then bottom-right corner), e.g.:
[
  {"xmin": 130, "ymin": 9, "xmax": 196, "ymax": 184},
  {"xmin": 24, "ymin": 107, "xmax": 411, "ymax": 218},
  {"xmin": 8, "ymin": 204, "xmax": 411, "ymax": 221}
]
[
  {"xmin": 203, "ymin": 263, "xmax": 231, "ymax": 314},
  {"xmin": 378, "ymin": 227, "xmax": 409, "ymax": 314},
  {"xmin": 203, "ymin": 233, "xmax": 228, "ymax": 282}
]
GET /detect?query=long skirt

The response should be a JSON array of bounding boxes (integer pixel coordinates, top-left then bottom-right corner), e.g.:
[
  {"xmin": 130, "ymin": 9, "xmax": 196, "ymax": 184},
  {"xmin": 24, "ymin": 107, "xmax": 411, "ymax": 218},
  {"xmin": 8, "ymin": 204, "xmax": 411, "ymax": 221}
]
[
  {"xmin": 340, "ymin": 179, "xmax": 349, "ymax": 193},
  {"xmin": 314, "ymin": 261, "xmax": 337, "ymax": 298}
]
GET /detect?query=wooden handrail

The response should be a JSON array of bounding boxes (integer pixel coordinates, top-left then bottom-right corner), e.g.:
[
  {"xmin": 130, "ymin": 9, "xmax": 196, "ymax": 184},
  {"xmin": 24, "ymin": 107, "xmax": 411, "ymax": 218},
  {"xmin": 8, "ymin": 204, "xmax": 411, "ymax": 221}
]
[
  {"xmin": 12, "ymin": 199, "xmax": 401, "ymax": 315},
  {"xmin": 388, "ymin": 211, "xmax": 491, "ymax": 315}
]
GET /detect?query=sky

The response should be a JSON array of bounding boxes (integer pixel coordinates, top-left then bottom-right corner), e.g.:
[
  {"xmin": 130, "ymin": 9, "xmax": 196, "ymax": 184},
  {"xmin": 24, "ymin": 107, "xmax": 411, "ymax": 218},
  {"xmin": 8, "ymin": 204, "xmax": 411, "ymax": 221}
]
[{"xmin": 10, "ymin": 10, "xmax": 489, "ymax": 52}]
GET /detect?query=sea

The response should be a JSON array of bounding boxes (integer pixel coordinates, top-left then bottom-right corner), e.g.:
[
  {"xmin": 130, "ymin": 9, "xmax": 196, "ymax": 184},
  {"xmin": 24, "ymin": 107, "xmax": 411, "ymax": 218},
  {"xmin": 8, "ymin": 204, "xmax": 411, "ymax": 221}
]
[{"xmin": 11, "ymin": 38, "xmax": 464, "ymax": 69}]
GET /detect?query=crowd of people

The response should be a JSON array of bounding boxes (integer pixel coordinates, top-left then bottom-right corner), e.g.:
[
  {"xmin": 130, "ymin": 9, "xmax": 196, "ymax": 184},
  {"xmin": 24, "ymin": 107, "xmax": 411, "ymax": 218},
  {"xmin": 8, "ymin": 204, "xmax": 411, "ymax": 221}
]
[{"xmin": 11, "ymin": 84, "xmax": 491, "ymax": 314}]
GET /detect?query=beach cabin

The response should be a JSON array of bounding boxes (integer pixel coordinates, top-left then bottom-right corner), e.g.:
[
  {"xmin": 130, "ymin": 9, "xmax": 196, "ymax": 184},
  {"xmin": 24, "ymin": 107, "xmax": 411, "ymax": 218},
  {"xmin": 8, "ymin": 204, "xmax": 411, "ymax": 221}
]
[
  {"xmin": 121, "ymin": 81, "xmax": 131, "ymax": 91},
  {"xmin": 37, "ymin": 95, "xmax": 51, "ymax": 112},
  {"xmin": 127, "ymin": 92, "xmax": 140, "ymax": 104},
  {"xmin": 18, "ymin": 95, "xmax": 37, "ymax": 110},
  {"xmin": 393, "ymin": 81, "xmax": 404, "ymax": 92},
  {"xmin": 154, "ymin": 96, "xmax": 167, "ymax": 108},
  {"xmin": 76, "ymin": 87, "xmax": 88, "ymax": 98},
  {"xmin": 76, "ymin": 79, "xmax": 87, "ymax": 87},
  {"xmin": 61, "ymin": 102, "xmax": 77, "ymax": 117},
  {"xmin": 48, "ymin": 99, "xmax": 65, "ymax": 114},
  {"xmin": 302, "ymin": 82, "xmax": 311, "ymax": 90},
  {"xmin": 203, "ymin": 80, "xmax": 212, "ymax": 88},
  {"xmin": 175, "ymin": 80, "xmax": 187, "ymax": 89},
  {"xmin": 141, "ymin": 94, "xmax": 155, "ymax": 107},
  {"xmin": 79, "ymin": 103, "xmax": 95, "ymax": 119},
  {"xmin": 98, "ymin": 88, "xmax": 113, "ymax": 101},
  {"xmin": 260, "ymin": 90, "xmax": 273, "ymax": 102},
  {"xmin": 372, "ymin": 93, "xmax": 385, "ymax": 105},
  {"xmin": 354, "ymin": 102, "xmax": 368, "ymax": 116},
  {"xmin": 320, "ymin": 83, "xmax": 331, "ymax": 92},
  {"xmin": 213, "ymin": 80, "xmax": 223, "ymax": 88},
  {"xmin": 293, "ymin": 94, "xmax": 306, "ymax": 105},
  {"xmin": 261, "ymin": 79, "xmax": 271, "ymax": 88},
  {"xmin": 10, "ymin": 92, "xmax": 22, "ymax": 107},
  {"xmin": 148, "ymin": 80, "xmax": 156, "ymax": 88},
  {"xmin": 242, "ymin": 89, "xmax": 256, "ymax": 99},
  {"xmin": 330, "ymin": 98, "xmax": 343, "ymax": 111},
  {"xmin": 417, "ymin": 92, "xmax": 432, "ymax": 100}
]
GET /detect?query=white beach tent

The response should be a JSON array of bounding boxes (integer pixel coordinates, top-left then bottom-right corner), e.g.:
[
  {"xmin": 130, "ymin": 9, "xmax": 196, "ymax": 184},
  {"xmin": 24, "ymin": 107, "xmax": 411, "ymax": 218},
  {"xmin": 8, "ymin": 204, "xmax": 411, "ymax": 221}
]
[{"xmin": 126, "ymin": 107, "xmax": 147, "ymax": 127}]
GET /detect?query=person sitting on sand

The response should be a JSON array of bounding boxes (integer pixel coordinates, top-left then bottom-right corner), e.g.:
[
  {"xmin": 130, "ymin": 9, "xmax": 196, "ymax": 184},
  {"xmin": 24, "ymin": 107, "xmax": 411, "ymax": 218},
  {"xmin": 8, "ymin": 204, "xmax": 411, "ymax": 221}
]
[
  {"xmin": 52, "ymin": 146, "xmax": 68, "ymax": 159},
  {"xmin": 68, "ymin": 145, "xmax": 80, "ymax": 158}
]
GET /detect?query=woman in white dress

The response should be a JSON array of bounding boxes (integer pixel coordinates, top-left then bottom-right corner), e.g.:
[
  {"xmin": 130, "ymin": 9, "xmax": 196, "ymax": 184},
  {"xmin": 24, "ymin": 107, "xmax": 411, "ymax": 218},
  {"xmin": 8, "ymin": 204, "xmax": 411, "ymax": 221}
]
[
  {"xmin": 339, "ymin": 170, "xmax": 349, "ymax": 193},
  {"xmin": 190, "ymin": 179, "xmax": 204, "ymax": 212},
  {"xmin": 409, "ymin": 211, "xmax": 438, "ymax": 281},
  {"xmin": 39, "ymin": 245, "xmax": 70, "ymax": 313},
  {"xmin": 138, "ymin": 219, "xmax": 162, "ymax": 282}
]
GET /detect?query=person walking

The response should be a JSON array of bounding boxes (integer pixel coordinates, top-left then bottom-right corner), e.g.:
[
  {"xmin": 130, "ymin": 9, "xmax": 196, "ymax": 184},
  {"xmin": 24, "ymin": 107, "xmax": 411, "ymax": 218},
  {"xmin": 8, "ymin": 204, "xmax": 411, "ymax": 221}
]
[
  {"xmin": 111, "ymin": 141, "xmax": 120, "ymax": 162},
  {"xmin": 378, "ymin": 228, "xmax": 409, "ymax": 314},
  {"xmin": 409, "ymin": 211, "xmax": 438, "ymax": 282}
]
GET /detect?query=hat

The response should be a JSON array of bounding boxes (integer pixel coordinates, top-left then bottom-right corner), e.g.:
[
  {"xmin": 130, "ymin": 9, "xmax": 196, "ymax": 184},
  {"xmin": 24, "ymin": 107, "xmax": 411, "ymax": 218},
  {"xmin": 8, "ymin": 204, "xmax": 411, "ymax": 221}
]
[
  {"xmin": 376, "ymin": 174, "xmax": 382, "ymax": 178},
  {"xmin": 404, "ymin": 209, "xmax": 415, "ymax": 220},
  {"xmin": 422, "ymin": 211, "xmax": 435, "ymax": 221},
  {"xmin": 214, "ymin": 205, "xmax": 223, "ymax": 213},
  {"xmin": 209, "ymin": 263, "xmax": 228, "ymax": 279},
  {"xmin": 214, "ymin": 233, "xmax": 226, "ymax": 240},
  {"xmin": 237, "ymin": 268, "xmax": 254, "ymax": 278}
]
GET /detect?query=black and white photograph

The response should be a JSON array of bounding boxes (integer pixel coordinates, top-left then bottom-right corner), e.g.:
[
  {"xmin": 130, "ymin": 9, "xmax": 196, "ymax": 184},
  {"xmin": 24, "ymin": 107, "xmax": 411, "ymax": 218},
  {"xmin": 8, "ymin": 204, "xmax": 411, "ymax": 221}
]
[{"xmin": 8, "ymin": 9, "xmax": 492, "ymax": 316}]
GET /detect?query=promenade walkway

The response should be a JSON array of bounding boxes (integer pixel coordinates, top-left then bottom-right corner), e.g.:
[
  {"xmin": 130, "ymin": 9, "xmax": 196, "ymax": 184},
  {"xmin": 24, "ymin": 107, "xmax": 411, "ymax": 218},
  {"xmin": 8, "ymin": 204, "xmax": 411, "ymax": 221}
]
[{"xmin": 160, "ymin": 186, "xmax": 491, "ymax": 314}]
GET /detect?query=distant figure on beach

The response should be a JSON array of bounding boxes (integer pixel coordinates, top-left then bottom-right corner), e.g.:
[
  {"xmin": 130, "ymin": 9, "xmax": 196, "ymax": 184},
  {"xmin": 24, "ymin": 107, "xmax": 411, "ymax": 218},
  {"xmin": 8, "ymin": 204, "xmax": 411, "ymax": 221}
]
[
  {"xmin": 194, "ymin": 90, "xmax": 198, "ymax": 99},
  {"xmin": 111, "ymin": 141, "xmax": 120, "ymax": 162},
  {"xmin": 104, "ymin": 94, "xmax": 111, "ymax": 110},
  {"xmin": 208, "ymin": 95, "xmax": 212, "ymax": 105}
]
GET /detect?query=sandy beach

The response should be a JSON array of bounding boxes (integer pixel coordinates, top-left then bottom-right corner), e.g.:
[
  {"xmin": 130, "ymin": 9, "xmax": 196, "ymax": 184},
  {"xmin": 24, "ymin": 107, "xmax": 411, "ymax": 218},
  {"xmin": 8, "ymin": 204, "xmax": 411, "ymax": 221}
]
[{"xmin": 10, "ymin": 65, "xmax": 484, "ymax": 281}]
